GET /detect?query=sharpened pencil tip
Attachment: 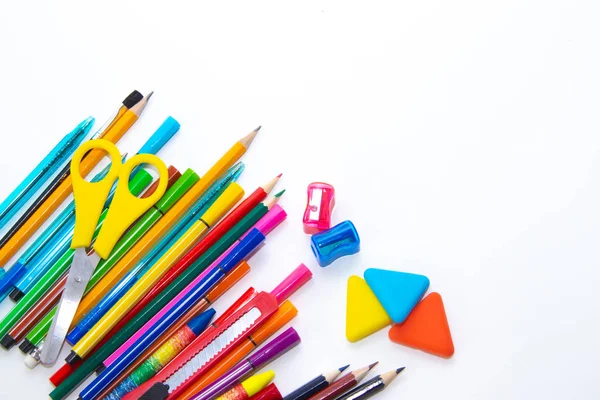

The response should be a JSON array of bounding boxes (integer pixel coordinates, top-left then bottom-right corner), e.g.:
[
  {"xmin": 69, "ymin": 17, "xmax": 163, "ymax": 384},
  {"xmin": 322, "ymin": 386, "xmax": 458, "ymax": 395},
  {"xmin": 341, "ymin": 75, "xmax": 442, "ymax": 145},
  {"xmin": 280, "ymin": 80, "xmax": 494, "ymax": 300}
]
[
  {"xmin": 146, "ymin": 91, "xmax": 154, "ymax": 100},
  {"xmin": 276, "ymin": 173, "xmax": 283, "ymax": 178},
  {"xmin": 396, "ymin": 367, "xmax": 406, "ymax": 374},
  {"xmin": 239, "ymin": 128, "xmax": 260, "ymax": 149},
  {"xmin": 254, "ymin": 126, "xmax": 262, "ymax": 132},
  {"xmin": 274, "ymin": 189, "xmax": 285, "ymax": 198},
  {"xmin": 339, "ymin": 364, "xmax": 350, "ymax": 372},
  {"xmin": 368, "ymin": 361, "xmax": 379, "ymax": 370}
]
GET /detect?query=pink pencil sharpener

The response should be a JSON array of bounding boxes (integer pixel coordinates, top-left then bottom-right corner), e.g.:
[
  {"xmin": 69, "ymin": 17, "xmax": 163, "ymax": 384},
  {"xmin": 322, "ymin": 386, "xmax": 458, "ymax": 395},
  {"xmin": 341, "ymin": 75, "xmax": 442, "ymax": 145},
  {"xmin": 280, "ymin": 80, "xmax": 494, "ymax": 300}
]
[{"xmin": 303, "ymin": 182, "xmax": 335, "ymax": 234}]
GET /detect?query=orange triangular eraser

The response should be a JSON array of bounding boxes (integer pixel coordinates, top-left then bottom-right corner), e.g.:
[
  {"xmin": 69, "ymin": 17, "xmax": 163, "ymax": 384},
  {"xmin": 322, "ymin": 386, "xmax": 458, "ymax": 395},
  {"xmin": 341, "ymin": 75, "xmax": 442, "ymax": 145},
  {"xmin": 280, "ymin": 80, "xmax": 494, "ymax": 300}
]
[{"xmin": 389, "ymin": 292, "xmax": 454, "ymax": 358}]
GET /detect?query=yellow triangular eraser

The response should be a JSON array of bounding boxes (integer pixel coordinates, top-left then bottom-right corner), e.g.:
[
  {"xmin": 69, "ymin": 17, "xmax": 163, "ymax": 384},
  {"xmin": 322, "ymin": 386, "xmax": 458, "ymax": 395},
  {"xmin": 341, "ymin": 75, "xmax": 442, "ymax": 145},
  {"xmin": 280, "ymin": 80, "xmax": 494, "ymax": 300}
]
[{"xmin": 346, "ymin": 275, "xmax": 392, "ymax": 342}]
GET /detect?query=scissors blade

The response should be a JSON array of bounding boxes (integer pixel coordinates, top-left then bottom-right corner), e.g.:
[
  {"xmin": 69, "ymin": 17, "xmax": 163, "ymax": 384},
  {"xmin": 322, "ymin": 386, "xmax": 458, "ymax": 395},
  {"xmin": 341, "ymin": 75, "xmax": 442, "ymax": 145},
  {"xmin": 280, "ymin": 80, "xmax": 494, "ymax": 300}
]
[{"xmin": 40, "ymin": 248, "xmax": 98, "ymax": 366}]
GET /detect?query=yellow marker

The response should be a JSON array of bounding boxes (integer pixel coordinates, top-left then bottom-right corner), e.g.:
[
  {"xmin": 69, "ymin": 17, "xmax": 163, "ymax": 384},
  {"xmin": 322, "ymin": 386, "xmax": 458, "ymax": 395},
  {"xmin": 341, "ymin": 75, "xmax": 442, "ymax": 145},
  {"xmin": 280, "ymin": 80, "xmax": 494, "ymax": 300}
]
[
  {"xmin": 216, "ymin": 371, "xmax": 275, "ymax": 400},
  {"xmin": 72, "ymin": 128, "xmax": 260, "ymax": 329},
  {"xmin": 72, "ymin": 183, "xmax": 244, "ymax": 356}
]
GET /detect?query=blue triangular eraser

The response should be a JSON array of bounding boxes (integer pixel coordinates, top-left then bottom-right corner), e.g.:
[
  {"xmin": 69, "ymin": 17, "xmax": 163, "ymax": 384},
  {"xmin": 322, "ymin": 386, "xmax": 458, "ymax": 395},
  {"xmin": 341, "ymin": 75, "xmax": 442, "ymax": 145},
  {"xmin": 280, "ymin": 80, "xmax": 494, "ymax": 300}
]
[{"xmin": 364, "ymin": 268, "xmax": 430, "ymax": 323}]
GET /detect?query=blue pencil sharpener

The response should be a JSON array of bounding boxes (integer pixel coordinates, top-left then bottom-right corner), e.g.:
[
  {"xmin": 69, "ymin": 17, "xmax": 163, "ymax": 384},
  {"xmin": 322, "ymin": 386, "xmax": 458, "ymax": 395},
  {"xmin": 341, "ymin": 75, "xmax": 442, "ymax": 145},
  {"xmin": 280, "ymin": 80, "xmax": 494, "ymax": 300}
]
[{"xmin": 310, "ymin": 220, "xmax": 360, "ymax": 267}]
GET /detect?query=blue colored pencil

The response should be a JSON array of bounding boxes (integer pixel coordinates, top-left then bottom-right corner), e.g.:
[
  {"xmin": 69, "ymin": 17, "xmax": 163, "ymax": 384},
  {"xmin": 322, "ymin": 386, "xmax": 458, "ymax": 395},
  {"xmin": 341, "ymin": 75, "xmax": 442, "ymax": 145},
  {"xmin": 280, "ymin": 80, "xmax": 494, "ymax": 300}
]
[{"xmin": 78, "ymin": 229, "xmax": 266, "ymax": 400}]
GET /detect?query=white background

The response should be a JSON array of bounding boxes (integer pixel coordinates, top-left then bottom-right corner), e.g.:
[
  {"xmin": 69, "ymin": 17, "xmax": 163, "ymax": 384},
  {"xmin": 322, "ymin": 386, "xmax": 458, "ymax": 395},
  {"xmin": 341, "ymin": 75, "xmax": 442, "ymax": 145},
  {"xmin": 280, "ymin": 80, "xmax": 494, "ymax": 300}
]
[{"xmin": 1, "ymin": 0, "xmax": 599, "ymax": 399}]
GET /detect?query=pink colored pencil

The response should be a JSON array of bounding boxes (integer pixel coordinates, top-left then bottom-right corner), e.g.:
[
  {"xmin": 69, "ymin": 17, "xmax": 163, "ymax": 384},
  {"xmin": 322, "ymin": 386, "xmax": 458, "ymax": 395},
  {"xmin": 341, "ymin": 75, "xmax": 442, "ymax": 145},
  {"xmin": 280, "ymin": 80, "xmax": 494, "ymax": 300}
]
[{"xmin": 102, "ymin": 205, "xmax": 287, "ymax": 367}]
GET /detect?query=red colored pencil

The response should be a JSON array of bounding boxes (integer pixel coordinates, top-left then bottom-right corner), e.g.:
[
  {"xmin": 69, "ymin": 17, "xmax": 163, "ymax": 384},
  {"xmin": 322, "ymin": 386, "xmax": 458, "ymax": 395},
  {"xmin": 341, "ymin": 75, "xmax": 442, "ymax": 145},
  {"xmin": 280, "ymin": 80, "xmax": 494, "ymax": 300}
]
[{"xmin": 307, "ymin": 363, "xmax": 378, "ymax": 400}]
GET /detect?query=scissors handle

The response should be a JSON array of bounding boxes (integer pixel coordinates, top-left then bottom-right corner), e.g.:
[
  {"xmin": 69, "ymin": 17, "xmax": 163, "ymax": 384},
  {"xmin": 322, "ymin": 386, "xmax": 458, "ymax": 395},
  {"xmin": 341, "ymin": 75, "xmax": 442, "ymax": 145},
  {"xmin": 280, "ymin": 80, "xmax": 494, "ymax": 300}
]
[
  {"xmin": 71, "ymin": 140, "xmax": 122, "ymax": 249},
  {"xmin": 94, "ymin": 153, "xmax": 169, "ymax": 259}
]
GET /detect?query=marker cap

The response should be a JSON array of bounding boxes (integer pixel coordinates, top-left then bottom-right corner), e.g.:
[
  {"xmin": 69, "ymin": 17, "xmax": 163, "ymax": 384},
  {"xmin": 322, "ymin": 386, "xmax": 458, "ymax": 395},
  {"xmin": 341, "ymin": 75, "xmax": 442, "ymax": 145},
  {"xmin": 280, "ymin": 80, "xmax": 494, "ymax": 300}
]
[
  {"xmin": 250, "ymin": 301, "xmax": 298, "ymax": 345},
  {"xmin": 271, "ymin": 264, "xmax": 312, "ymax": 304},
  {"xmin": 248, "ymin": 383, "xmax": 283, "ymax": 400},
  {"xmin": 155, "ymin": 169, "xmax": 200, "ymax": 213},
  {"xmin": 137, "ymin": 117, "xmax": 180, "ymax": 155}
]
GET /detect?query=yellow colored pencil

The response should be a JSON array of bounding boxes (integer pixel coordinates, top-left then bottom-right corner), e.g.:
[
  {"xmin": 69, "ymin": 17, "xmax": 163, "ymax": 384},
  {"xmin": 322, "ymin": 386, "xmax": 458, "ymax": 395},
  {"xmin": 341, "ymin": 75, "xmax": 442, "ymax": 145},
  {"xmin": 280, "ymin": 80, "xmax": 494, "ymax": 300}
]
[{"xmin": 71, "ymin": 128, "xmax": 260, "ymax": 325}]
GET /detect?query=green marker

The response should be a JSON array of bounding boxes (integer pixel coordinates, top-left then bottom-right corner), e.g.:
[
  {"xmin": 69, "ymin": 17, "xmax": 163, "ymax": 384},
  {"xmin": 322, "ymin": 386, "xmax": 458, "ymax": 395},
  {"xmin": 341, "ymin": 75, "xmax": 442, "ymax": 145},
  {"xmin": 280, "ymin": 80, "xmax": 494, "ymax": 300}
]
[
  {"xmin": 0, "ymin": 170, "xmax": 153, "ymax": 343},
  {"xmin": 50, "ymin": 195, "xmax": 281, "ymax": 400},
  {"xmin": 18, "ymin": 169, "xmax": 199, "ymax": 348}
]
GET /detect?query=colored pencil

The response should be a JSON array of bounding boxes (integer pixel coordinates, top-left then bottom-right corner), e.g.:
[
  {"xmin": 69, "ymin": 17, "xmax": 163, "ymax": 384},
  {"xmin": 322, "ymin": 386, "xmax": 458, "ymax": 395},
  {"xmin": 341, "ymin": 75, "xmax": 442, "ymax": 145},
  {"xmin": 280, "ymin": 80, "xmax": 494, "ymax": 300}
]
[
  {"xmin": 307, "ymin": 363, "xmax": 378, "ymax": 400},
  {"xmin": 249, "ymin": 383, "xmax": 283, "ymax": 400},
  {"xmin": 66, "ymin": 164, "xmax": 243, "ymax": 344},
  {"xmin": 283, "ymin": 365, "xmax": 349, "ymax": 400},
  {"xmin": 216, "ymin": 371, "xmax": 275, "ymax": 400},
  {"xmin": 7, "ymin": 116, "xmax": 180, "ymax": 301},
  {"xmin": 0, "ymin": 91, "xmax": 150, "ymax": 266},
  {"xmin": 0, "ymin": 116, "xmax": 93, "ymax": 244},
  {"xmin": 3, "ymin": 168, "xmax": 183, "ymax": 347},
  {"xmin": 0, "ymin": 169, "xmax": 155, "ymax": 348},
  {"xmin": 171, "ymin": 264, "xmax": 310, "ymax": 400},
  {"xmin": 122, "ymin": 174, "xmax": 281, "ymax": 331},
  {"xmin": 71, "ymin": 183, "xmax": 244, "ymax": 357},
  {"xmin": 51, "ymin": 191, "xmax": 278, "ymax": 400},
  {"xmin": 70, "ymin": 127, "xmax": 260, "ymax": 331},
  {"xmin": 103, "ymin": 197, "xmax": 285, "ymax": 367},
  {"xmin": 79, "ymin": 231, "xmax": 265, "ymax": 400},
  {"xmin": 104, "ymin": 309, "xmax": 215, "ymax": 400},
  {"xmin": 335, "ymin": 368, "xmax": 405, "ymax": 400},
  {"xmin": 49, "ymin": 261, "xmax": 251, "ymax": 389},
  {"xmin": 186, "ymin": 328, "xmax": 301, "ymax": 400}
]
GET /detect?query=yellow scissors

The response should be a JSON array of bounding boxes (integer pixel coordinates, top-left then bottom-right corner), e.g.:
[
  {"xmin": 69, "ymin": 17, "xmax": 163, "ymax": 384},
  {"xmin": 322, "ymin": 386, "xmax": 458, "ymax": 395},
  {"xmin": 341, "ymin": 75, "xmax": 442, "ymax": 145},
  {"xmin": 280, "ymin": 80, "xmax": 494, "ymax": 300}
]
[{"xmin": 41, "ymin": 139, "xmax": 169, "ymax": 365}]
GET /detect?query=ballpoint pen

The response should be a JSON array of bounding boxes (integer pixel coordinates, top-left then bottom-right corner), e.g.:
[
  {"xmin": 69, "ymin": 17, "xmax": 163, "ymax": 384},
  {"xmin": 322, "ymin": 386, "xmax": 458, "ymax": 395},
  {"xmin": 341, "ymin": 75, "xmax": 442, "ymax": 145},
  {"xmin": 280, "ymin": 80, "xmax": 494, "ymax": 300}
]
[{"xmin": 0, "ymin": 116, "xmax": 94, "ymax": 232}]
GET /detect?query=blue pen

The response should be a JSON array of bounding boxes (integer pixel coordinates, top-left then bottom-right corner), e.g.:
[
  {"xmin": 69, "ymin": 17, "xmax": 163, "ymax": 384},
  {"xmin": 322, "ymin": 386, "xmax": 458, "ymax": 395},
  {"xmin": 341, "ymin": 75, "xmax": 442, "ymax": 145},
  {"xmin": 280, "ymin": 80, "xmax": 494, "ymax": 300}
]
[
  {"xmin": 4, "ymin": 117, "xmax": 181, "ymax": 301},
  {"xmin": 0, "ymin": 117, "xmax": 94, "ymax": 232},
  {"xmin": 66, "ymin": 163, "xmax": 244, "ymax": 344},
  {"xmin": 0, "ymin": 160, "xmax": 121, "ymax": 301},
  {"xmin": 79, "ymin": 229, "xmax": 266, "ymax": 400}
]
